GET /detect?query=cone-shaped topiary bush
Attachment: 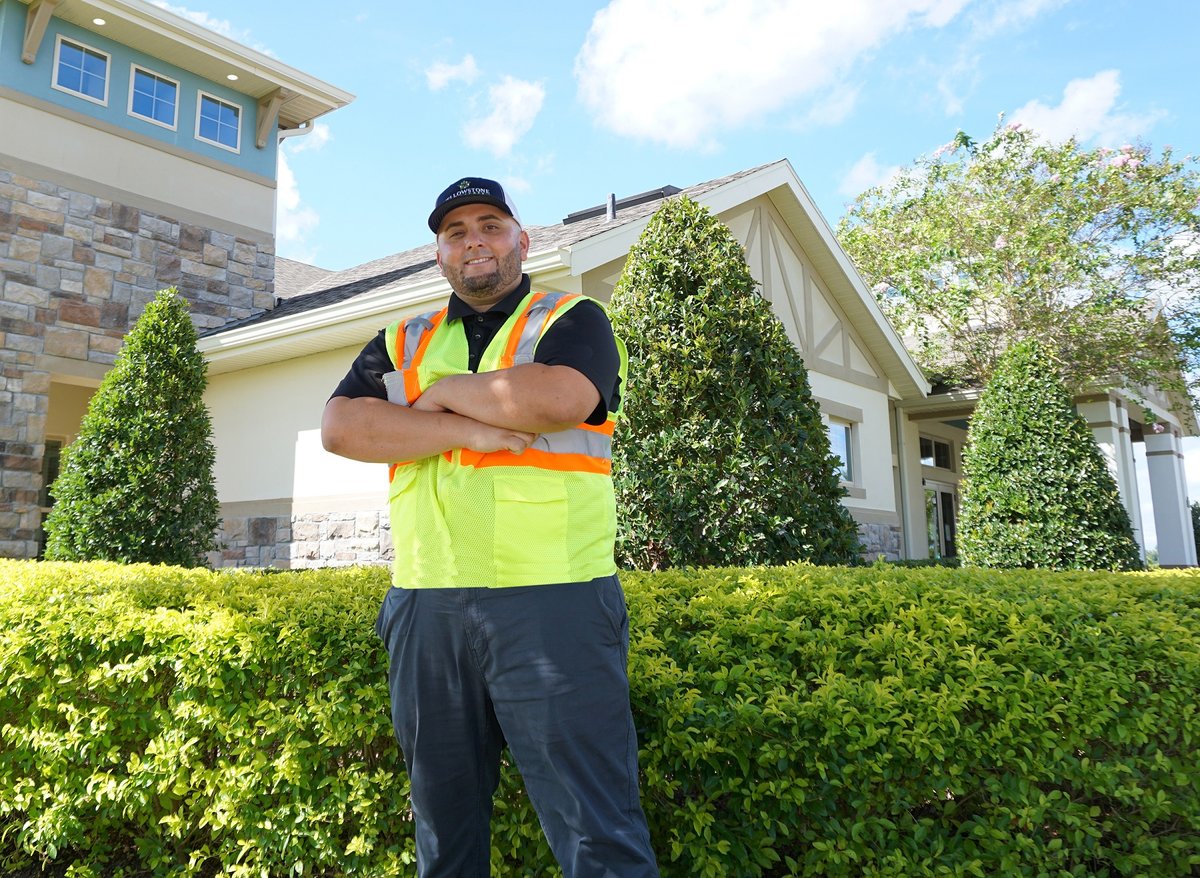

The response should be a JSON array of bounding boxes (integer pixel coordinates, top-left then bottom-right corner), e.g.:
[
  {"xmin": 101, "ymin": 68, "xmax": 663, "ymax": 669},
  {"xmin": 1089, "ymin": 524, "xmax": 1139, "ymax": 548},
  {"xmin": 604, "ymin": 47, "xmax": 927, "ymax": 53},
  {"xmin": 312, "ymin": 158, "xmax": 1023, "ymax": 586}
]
[
  {"xmin": 44, "ymin": 288, "xmax": 220, "ymax": 566},
  {"xmin": 608, "ymin": 196, "xmax": 862, "ymax": 569},
  {"xmin": 958, "ymin": 338, "xmax": 1142, "ymax": 571}
]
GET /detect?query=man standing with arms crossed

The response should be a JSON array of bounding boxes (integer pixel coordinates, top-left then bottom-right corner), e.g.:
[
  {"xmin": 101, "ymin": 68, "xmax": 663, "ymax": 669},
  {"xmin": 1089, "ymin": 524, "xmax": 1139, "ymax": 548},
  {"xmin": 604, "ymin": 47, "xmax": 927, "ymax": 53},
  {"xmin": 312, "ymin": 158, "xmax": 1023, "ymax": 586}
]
[{"xmin": 322, "ymin": 177, "xmax": 659, "ymax": 878}]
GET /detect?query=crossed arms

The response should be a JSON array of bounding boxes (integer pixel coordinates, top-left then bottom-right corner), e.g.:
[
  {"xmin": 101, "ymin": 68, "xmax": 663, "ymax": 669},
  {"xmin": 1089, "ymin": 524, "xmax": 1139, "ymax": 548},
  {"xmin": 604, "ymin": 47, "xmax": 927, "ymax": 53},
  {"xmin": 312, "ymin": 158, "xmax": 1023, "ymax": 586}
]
[{"xmin": 321, "ymin": 364, "xmax": 600, "ymax": 464}]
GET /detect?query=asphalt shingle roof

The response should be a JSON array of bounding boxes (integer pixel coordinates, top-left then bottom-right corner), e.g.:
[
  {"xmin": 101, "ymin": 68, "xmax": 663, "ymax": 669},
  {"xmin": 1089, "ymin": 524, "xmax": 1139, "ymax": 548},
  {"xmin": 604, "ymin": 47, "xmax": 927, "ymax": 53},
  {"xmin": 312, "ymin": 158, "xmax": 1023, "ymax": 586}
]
[{"xmin": 203, "ymin": 160, "xmax": 784, "ymax": 338}]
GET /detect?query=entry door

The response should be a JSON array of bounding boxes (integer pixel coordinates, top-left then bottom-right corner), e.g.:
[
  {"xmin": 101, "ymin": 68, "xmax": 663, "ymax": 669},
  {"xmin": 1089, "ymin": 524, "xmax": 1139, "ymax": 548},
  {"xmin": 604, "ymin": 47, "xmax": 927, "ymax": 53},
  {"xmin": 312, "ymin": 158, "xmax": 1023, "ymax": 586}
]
[{"xmin": 924, "ymin": 482, "xmax": 958, "ymax": 559}]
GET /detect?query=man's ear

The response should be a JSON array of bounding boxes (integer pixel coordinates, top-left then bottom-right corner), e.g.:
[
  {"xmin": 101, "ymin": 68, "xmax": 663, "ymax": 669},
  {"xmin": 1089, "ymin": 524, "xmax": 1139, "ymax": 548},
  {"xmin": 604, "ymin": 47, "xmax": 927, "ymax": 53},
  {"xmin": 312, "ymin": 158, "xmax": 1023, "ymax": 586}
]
[
  {"xmin": 518, "ymin": 229, "xmax": 530, "ymax": 261},
  {"xmin": 435, "ymin": 250, "xmax": 445, "ymax": 275}
]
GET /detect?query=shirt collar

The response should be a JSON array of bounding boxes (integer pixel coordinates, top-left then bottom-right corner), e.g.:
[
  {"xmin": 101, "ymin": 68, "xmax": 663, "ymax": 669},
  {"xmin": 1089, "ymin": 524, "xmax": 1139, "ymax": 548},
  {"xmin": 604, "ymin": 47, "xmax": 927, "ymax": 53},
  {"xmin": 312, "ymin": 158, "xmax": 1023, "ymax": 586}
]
[{"xmin": 447, "ymin": 274, "xmax": 531, "ymax": 322}]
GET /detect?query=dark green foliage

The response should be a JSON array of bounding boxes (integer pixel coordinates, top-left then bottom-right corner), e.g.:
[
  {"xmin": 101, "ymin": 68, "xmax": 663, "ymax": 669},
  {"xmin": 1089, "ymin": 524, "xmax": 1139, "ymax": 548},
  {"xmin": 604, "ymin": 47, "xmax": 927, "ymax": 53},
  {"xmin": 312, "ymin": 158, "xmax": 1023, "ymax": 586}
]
[
  {"xmin": 3, "ymin": 560, "xmax": 1199, "ymax": 877},
  {"xmin": 43, "ymin": 289, "xmax": 220, "ymax": 566},
  {"xmin": 1192, "ymin": 501, "xmax": 1200, "ymax": 556},
  {"xmin": 958, "ymin": 339, "xmax": 1142, "ymax": 571},
  {"xmin": 608, "ymin": 196, "xmax": 861, "ymax": 568}
]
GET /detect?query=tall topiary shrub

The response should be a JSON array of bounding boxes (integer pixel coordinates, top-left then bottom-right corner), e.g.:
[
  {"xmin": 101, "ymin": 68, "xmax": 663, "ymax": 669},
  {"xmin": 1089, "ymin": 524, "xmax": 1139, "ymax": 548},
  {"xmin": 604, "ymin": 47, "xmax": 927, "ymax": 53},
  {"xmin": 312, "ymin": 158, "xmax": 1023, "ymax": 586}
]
[
  {"xmin": 608, "ymin": 196, "xmax": 861, "ymax": 569},
  {"xmin": 958, "ymin": 339, "xmax": 1142, "ymax": 570},
  {"xmin": 1191, "ymin": 501, "xmax": 1200, "ymax": 557},
  {"xmin": 44, "ymin": 289, "xmax": 220, "ymax": 566}
]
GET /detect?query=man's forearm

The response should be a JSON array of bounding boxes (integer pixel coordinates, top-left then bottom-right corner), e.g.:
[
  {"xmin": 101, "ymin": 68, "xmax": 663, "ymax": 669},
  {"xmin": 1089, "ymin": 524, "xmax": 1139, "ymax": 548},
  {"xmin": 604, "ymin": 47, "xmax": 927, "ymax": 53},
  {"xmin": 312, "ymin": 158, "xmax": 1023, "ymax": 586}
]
[
  {"xmin": 417, "ymin": 364, "xmax": 600, "ymax": 433},
  {"xmin": 321, "ymin": 396, "xmax": 534, "ymax": 463}
]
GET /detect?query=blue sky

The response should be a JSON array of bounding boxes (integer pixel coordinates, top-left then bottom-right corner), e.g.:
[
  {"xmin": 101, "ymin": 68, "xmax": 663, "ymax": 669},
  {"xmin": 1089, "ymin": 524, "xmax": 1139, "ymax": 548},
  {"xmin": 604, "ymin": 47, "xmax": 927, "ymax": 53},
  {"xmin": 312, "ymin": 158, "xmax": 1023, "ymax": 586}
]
[{"xmin": 156, "ymin": 0, "xmax": 1199, "ymax": 548}]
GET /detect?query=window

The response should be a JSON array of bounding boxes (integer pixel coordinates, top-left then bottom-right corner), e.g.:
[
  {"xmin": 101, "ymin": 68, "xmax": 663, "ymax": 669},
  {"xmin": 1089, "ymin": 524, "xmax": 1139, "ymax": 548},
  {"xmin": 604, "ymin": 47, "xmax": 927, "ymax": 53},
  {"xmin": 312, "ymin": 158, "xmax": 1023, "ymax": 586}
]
[
  {"xmin": 36, "ymin": 439, "xmax": 64, "ymax": 559},
  {"xmin": 920, "ymin": 436, "xmax": 954, "ymax": 470},
  {"xmin": 196, "ymin": 92, "xmax": 241, "ymax": 151},
  {"xmin": 129, "ymin": 66, "xmax": 178, "ymax": 128},
  {"xmin": 827, "ymin": 418, "xmax": 854, "ymax": 482},
  {"xmin": 53, "ymin": 37, "xmax": 109, "ymax": 104}
]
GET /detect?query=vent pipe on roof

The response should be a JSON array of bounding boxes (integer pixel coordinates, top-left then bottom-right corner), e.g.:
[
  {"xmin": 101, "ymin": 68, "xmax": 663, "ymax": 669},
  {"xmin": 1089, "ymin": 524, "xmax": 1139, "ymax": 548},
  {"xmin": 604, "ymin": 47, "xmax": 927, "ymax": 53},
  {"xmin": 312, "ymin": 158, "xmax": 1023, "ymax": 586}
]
[{"xmin": 606, "ymin": 194, "xmax": 616, "ymax": 222}]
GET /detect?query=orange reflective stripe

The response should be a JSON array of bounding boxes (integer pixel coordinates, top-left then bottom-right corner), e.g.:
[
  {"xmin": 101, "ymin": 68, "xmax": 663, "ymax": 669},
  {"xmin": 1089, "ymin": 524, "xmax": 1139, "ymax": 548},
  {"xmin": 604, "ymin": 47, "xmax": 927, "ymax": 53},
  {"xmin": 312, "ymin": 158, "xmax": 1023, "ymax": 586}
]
[
  {"xmin": 459, "ymin": 447, "xmax": 612, "ymax": 474},
  {"xmin": 400, "ymin": 309, "xmax": 447, "ymax": 404},
  {"xmin": 388, "ymin": 461, "xmax": 414, "ymax": 481},
  {"xmin": 576, "ymin": 420, "xmax": 615, "ymax": 436},
  {"xmin": 499, "ymin": 291, "xmax": 547, "ymax": 368}
]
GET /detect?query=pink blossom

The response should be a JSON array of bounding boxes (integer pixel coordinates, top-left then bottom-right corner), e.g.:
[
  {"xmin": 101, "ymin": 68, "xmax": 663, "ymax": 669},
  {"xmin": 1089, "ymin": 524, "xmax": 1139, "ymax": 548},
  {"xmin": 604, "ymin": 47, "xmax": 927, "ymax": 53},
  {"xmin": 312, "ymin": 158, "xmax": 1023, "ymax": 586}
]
[
  {"xmin": 1006, "ymin": 121, "xmax": 1023, "ymax": 131},
  {"xmin": 932, "ymin": 141, "xmax": 957, "ymax": 158},
  {"xmin": 993, "ymin": 235, "xmax": 1008, "ymax": 250},
  {"xmin": 872, "ymin": 282, "xmax": 890, "ymax": 295},
  {"xmin": 1048, "ymin": 174, "xmax": 1061, "ymax": 184},
  {"xmin": 1120, "ymin": 144, "xmax": 1135, "ymax": 154}
]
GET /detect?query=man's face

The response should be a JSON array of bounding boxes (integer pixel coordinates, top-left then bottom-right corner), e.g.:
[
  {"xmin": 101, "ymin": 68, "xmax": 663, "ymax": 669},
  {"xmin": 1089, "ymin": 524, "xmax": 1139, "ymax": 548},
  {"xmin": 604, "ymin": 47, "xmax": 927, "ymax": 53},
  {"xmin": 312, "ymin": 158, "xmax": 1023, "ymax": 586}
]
[{"xmin": 435, "ymin": 203, "xmax": 529, "ymax": 311}]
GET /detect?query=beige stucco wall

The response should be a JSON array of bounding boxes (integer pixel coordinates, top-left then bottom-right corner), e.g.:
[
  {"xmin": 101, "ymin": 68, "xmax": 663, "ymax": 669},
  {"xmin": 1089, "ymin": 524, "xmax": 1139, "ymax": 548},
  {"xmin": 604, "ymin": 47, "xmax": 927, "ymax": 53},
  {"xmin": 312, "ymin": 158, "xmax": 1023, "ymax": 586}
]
[{"xmin": 205, "ymin": 345, "xmax": 387, "ymax": 509}]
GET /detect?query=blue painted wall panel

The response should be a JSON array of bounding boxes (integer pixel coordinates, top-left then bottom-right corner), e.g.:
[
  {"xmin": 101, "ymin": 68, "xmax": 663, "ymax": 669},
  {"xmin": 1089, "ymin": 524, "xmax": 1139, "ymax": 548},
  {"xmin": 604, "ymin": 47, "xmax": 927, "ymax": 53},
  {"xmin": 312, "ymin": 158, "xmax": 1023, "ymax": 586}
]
[{"xmin": 0, "ymin": 1, "xmax": 277, "ymax": 180}]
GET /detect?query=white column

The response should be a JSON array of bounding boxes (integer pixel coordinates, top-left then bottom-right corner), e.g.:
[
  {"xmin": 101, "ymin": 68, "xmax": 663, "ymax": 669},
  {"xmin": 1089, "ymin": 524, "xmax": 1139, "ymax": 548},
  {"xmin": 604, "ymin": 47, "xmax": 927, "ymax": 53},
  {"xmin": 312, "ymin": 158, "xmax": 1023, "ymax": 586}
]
[
  {"xmin": 1144, "ymin": 428, "xmax": 1197, "ymax": 567},
  {"xmin": 895, "ymin": 412, "xmax": 929, "ymax": 560},
  {"xmin": 1079, "ymin": 397, "xmax": 1145, "ymax": 556}
]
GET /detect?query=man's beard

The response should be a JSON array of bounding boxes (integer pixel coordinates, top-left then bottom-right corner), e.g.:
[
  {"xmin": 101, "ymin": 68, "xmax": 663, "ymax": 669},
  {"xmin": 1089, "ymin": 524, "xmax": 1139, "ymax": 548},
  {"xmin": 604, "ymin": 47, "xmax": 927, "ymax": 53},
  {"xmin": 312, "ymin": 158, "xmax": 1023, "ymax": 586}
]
[{"xmin": 451, "ymin": 247, "xmax": 522, "ymax": 302}]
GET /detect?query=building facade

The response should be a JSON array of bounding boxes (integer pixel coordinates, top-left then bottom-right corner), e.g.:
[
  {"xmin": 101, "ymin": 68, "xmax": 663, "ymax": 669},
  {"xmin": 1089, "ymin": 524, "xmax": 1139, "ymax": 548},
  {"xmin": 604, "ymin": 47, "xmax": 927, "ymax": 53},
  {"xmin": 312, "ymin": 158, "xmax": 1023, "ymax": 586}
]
[{"xmin": 0, "ymin": 0, "xmax": 351, "ymax": 558}]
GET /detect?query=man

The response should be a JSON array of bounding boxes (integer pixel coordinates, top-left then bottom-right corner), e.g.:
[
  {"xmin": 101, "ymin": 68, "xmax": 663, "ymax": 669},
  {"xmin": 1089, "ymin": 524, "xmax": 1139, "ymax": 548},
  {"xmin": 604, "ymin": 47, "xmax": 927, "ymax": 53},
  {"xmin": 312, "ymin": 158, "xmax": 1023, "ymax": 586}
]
[{"xmin": 322, "ymin": 177, "xmax": 659, "ymax": 878}]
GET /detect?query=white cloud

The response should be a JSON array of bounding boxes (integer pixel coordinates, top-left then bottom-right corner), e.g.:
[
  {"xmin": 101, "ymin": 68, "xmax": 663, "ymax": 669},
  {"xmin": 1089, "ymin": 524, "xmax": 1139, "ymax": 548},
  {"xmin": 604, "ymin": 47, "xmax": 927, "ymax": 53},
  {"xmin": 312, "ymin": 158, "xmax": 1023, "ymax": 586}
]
[
  {"xmin": 426, "ymin": 55, "xmax": 479, "ymax": 91},
  {"xmin": 285, "ymin": 122, "xmax": 333, "ymax": 154},
  {"xmin": 796, "ymin": 84, "xmax": 861, "ymax": 129},
  {"xmin": 574, "ymin": 0, "xmax": 970, "ymax": 149},
  {"xmin": 1009, "ymin": 70, "xmax": 1166, "ymax": 147},
  {"xmin": 462, "ymin": 76, "xmax": 545, "ymax": 157},
  {"xmin": 839, "ymin": 152, "xmax": 902, "ymax": 197},
  {"xmin": 147, "ymin": 1, "xmax": 275, "ymax": 56},
  {"xmin": 971, "ymin": 0, "xmax": 1067, "ymax": 37},
  {"xmin": 275, "ymin": 152, "xmax": 319, "ymax": 260}
]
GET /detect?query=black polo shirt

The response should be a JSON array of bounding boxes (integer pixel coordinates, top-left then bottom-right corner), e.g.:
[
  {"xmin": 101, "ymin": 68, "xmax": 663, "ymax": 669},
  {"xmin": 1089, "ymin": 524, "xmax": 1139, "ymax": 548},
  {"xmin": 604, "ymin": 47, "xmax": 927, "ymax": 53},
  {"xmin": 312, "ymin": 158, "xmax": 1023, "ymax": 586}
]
[{"xmin": 329, "ymin": 275, "xmax": 621, "ymax": 425}]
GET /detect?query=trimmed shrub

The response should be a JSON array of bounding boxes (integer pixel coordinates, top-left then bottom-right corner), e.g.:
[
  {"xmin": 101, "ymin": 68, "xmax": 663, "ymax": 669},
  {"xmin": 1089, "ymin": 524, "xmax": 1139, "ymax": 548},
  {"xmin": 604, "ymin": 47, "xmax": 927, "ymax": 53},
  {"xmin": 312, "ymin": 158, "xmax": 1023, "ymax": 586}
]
[
  {"xmin": 3, "ymin": 561, "xmax": 1198, "ymax": 877},
  {"xmin": 43, "ymin": 289, "xmax": 220, "ymax": 567},
  {"xmin": 958, "ymin": 339, "xmax": 1142, "ymax": 571},
  {"xmin": 608, "ymin": 195, "xmax": 861, "ymax": 569}
]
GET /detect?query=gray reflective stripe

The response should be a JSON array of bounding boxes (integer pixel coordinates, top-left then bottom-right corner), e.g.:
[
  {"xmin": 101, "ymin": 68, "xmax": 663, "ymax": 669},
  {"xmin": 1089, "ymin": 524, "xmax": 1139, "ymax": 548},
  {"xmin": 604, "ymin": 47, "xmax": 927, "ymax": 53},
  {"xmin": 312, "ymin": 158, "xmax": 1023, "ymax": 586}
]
[
  {"xmin": 532, "ymin": 426, "xmax": 613, "ymax": 459},
  {"xmin": 512, "ymin": 293, "xmax": 571, "ymax": 365},
  {"xmin": 402, "ymin": 310, "xmax": 440, "ymax": 368}
]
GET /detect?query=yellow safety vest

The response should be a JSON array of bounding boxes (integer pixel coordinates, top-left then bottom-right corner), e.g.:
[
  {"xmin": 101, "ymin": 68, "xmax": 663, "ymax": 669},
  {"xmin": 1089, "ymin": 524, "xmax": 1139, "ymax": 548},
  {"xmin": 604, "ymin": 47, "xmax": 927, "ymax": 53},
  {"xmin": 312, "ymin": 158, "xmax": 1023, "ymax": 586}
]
[{"xmin": 382, "ymin": 291, "xmax": 627, "ymax": 588}]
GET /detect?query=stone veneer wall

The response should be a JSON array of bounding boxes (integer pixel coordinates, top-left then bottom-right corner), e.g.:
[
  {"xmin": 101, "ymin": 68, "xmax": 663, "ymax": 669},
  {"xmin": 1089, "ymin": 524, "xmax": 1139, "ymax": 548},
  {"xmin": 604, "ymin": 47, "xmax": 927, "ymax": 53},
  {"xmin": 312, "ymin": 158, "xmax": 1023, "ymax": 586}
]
[
  {"xmin": 0, "ymin": 165, "xmax": 274, "ymax": 558},
  {"xmin": 207, "ymin": 512, "xmax": 904, "ymax": 571},
  {"xmin": 208, "ymin": 509, "xmax": 393, "ymax": 571},
  {"xmin": 858, "ymin": 521, "xmax": 903, "ymax": 563}
]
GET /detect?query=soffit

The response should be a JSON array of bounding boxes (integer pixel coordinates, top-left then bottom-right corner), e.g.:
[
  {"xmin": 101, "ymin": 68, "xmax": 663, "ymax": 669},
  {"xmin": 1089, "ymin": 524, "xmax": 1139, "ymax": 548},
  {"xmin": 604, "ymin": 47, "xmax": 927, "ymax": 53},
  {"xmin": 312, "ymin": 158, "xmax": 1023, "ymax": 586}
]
[{"xmin": 26, "ymin": 0, "xmax": 353, "ymax": 125}]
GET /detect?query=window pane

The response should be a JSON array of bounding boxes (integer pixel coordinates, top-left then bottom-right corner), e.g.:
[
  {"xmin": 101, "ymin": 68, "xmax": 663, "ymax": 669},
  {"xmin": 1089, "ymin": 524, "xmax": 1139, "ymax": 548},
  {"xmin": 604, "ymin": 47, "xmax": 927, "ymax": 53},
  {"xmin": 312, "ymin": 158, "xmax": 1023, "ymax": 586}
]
[
  {"xmin": 59, "ymin": 42, "xmax": 83, "ymax": 69},
  {"xmin": 199, "ymin": 115, "xmax": 219, "ymax": 141},
  {"xmin": 934, "ymin": 441, "xmax": 953, "ymax": 470},
  {"xmin": 919, "ymin": 437, "xmax": 934, "ymax": 466},
  {"xmin": 82, "ymin": 72, "xmax": 105, "ymax": 100},
  {"xmin": 83, "ymin": 51, "xmax": 107, "ymax": 77},
  {"xmin": 131, "ymin": 90, "xmax": 154, "ymax": 118},
  {"xmin": 827, "ymin": 421, "xmax": 851, "ymax": 481}
]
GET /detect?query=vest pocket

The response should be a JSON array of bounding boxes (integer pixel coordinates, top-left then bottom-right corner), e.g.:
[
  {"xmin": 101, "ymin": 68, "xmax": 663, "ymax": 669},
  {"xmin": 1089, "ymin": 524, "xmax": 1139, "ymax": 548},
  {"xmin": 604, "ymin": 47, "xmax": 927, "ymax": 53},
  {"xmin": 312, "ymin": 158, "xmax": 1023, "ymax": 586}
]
[{"xmin": 492, "ymin": 472, "xmax": 570, "ymax": 584}]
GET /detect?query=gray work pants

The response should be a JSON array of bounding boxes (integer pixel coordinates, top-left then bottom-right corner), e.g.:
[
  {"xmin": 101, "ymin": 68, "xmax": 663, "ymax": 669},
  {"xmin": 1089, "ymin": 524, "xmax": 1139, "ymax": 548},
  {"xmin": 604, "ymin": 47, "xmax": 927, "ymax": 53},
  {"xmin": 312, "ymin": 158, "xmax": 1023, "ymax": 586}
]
[{"xmin": 375, "ymin": 575, "xmax": 660, "ymax": 878}]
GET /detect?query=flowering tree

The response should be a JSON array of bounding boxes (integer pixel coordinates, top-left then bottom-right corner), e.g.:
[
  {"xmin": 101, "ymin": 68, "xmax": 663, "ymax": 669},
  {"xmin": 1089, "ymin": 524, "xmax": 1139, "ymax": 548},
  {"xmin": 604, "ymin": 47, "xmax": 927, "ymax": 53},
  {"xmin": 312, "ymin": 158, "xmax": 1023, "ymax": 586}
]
[{"xmin": 837, "ymin": 122, "xmax": 1200, "ymax": 410}]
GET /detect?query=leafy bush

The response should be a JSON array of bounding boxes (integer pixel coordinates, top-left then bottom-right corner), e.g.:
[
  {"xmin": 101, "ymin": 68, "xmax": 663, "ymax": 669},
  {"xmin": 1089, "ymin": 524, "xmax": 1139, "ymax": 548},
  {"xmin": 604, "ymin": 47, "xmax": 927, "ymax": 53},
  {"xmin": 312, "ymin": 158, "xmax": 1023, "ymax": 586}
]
[
  {"xmin": 43, "ymin": 289, "xmax": 220, "ymax": 566},
  {"xmin": 958, "ymin": 339, "xmax": 1142, "ymax": 571},
  {"xmin": 608, "ymin": 195, "xmax": 861, "ymax": 569},
  {"xmin": 4, "ymin": 561, "xmax": 1198, "ymax": 877}
]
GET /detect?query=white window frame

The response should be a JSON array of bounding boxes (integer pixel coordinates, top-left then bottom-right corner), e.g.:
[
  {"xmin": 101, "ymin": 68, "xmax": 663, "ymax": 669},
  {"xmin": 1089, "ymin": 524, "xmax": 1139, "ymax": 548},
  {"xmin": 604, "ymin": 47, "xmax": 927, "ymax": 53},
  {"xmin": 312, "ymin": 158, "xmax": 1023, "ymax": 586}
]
[
  {"xmin": 51, "ymin": 34, "xmax": 110, "ymax": 106},
  {"xmin": 816, "ymin": 397, "xmax": 866, "ymax": 499},
  {"xmin": 128, "ymin": 64, "xmax": 179, "ymax": 130},
  {"xmin": 195, "ymin": 90, "xmax": 242, "ymax": 153},
  {"xmin": 919, "ymin": 435, "xmax": 955, "ymax": 472},
  {"xmin": 827, "ymin": 417, "xmax": 855, "ymax": 483}
]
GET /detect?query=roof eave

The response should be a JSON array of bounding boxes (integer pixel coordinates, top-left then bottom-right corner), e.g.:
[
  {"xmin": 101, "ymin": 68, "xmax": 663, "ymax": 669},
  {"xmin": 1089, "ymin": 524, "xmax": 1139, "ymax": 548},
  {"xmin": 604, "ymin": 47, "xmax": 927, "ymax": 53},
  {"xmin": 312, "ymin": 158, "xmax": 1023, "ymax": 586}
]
[
  {"xmin": 22, "ymin": 0, "xmax": 354, "ymax": 125},
  {"xmin": 199, "ymin": 250, "xmax": 572, "ymax": 374}
]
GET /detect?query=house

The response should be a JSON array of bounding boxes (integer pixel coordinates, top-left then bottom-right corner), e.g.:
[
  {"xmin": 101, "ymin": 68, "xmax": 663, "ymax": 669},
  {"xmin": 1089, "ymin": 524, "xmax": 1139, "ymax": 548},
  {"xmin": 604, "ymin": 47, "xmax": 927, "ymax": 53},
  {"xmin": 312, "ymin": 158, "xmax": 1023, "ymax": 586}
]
[
  {"xmin": 0, "ymin": 0, "xmax": 352, "ymax": 558},
  {"xmin": 197, "ymin": 159, "xmax": 1198, "ymax": 569}
]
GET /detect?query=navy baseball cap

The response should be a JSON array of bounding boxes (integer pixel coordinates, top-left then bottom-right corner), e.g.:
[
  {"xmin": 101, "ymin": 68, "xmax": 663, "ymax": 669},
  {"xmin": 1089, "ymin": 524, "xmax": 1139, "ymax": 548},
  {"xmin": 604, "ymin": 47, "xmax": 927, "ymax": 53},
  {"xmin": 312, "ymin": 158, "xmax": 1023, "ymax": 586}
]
[{"xmin": 428, "ymin": 177, "xmax": 522, "ymax": 233}]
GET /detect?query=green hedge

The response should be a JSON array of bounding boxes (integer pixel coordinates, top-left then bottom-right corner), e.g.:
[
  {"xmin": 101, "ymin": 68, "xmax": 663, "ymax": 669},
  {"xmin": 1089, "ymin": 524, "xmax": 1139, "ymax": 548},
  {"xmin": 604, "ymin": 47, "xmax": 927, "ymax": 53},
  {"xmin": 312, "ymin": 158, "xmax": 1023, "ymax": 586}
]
[{"xmin": 2, "ymin": 560, "xmax": 1198, "ymax": 877}]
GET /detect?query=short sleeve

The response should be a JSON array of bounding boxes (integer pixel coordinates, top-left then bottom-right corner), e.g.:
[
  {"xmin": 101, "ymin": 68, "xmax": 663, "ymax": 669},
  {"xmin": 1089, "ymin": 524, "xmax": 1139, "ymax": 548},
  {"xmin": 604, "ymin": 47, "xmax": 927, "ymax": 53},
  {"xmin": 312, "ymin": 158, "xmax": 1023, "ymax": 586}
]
[
  {"xmin": 329, "ymin": 330, "xmax": 391, "ymax": 401},
  {"xmin": 534, "ymin": 300, "xmax": 622, "ymax": 425}
]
